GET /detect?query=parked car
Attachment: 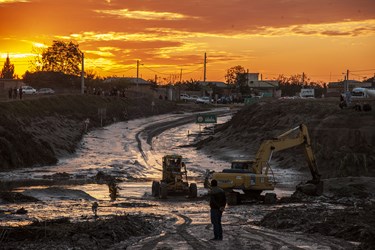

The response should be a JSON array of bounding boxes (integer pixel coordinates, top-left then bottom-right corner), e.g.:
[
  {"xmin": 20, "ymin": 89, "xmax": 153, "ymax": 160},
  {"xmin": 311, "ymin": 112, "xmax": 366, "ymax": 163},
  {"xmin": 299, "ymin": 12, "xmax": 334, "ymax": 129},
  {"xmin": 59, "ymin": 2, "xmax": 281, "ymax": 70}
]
[
  {"xmin": 195, "ymin": 96, "xmax": 211, "ymax": 104},
  {"xmin": 37, "ymin": 88, "xmax": 55, "ymax": 94},
  {"xmin": 180, "ymin": 93, "xmax": 190, "ymax": 101},
  {"xmin": 217, "ymin": 96, "xmax": 232, "ymax": 104},
  {"xmin": 188, "ymin": 95, "xmax": 199, "ymax": 102},
  {"xmin": 18, "ymin": 86, "xmax": 37, "ymax": 94}
]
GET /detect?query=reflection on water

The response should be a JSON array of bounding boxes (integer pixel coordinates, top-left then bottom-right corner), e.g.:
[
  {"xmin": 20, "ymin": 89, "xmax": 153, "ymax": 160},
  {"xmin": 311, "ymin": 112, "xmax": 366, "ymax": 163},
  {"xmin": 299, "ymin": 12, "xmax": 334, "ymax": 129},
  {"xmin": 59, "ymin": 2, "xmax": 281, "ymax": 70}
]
[{"xmin": 0, "ymin": 109, "xmax": 310, "ymax": 226}]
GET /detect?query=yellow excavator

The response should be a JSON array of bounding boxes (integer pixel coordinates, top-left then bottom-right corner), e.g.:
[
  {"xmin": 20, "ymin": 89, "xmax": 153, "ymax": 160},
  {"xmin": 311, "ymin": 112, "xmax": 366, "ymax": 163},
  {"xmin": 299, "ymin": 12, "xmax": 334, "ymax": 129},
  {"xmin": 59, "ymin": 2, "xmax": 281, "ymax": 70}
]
[{"xmin": 205, "ymin": 124, "xmax": 323, "ymax": 205}]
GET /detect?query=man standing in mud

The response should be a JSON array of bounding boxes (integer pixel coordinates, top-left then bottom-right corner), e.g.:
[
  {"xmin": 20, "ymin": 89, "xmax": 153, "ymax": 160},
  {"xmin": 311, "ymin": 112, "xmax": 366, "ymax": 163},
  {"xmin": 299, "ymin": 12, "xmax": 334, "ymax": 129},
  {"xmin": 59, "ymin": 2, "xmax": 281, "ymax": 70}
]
[{"xmin": 209, "ymin": 179, "xmax": 226, "ymax": 240}]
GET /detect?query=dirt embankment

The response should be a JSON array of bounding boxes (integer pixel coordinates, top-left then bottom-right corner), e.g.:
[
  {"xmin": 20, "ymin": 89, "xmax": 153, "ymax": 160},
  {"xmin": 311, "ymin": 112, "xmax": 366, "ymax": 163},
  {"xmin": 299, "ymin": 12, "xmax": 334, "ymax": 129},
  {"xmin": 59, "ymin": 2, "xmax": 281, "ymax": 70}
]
[
  {"xmin": 197, "ymin": 98, "xmax": 375, "ymax": 178},
  {"xmin": 0, "ymin": 94, "xmax": 198, "ymax": 171},
  {"xmin": 0, "ymin": 214, "xmax": 165, "ymax": 250}
]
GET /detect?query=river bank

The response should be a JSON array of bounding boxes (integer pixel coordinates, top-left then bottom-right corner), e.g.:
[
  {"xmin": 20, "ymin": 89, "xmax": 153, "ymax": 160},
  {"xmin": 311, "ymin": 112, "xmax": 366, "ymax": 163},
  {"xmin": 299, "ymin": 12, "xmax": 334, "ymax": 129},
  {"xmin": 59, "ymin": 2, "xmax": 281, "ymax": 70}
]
[{"xmin": 0, "ymin": 93, "xmax": 206, "ymax": 171}]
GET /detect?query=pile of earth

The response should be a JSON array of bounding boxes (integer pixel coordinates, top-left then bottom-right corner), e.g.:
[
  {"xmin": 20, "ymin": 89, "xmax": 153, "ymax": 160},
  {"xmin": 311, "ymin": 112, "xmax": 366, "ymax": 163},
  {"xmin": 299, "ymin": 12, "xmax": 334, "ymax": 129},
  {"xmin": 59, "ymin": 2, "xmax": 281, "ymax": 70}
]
[
  {"xmin": 0, "ymin": 214, "xmax": 165, "ymax": 250},
  {"xmin": 259, "ymin": 202, "xmax": 375, "ymax": 249},
  {"xmin": 257, "ymin": 176, "xmax": 375, "ymax": 249},
  {"xmin": 0, "ymin": 93, "xmax": 206, "ymax": 171},
  {"xmin": 197, "ymin": 98, "xmax": 375, "ymax": 178}
]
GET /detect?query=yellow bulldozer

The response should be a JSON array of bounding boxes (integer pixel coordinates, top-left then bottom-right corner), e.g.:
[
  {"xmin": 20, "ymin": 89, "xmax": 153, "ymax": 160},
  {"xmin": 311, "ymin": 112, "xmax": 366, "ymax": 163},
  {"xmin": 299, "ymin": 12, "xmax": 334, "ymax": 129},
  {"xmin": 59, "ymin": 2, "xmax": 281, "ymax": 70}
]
[
  {"xmin": 152, "ymin": 154, "xmax": 198, "ymax": 199},
  {"xmin": 205, "ymin": 124, "xmax": 323, "ymax": 205}
]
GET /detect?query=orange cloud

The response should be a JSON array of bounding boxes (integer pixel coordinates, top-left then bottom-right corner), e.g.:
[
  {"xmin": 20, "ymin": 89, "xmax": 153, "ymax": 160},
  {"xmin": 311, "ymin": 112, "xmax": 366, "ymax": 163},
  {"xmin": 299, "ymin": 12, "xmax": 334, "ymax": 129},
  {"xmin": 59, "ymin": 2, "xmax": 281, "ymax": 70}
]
[
  {"xmin": 94, "ymin": 8, "xmax": 198, "ymax": 21},
  {"xmin": 0, "ymin": 0, "xmax": 374, "ymax": 82}
]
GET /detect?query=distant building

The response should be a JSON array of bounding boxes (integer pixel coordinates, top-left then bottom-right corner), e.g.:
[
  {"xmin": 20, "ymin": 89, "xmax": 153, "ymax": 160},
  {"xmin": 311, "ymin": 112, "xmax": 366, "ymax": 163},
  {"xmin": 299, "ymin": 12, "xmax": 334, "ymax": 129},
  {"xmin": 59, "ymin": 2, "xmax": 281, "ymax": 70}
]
[
  {"xmin": 243, "ymin": 73, "xmax": 279, "ymax": 88},
  {"xmin": 238, "ymin": 73, "xmax": 279, "ymax": 97},
  {"xmin": 198, "ymin": 81, "xmax": 227, "ymax": 88},
  {"xmin": 103, "ymin": 77, "xmax": 151, "ymax": 86},
  {"xmin": 0, "ymin": 79, "xmax": 24, "ymax": 92},
  {"xmin": 103, "ymin": 77, "xmax": 154, "ymax": 94}
]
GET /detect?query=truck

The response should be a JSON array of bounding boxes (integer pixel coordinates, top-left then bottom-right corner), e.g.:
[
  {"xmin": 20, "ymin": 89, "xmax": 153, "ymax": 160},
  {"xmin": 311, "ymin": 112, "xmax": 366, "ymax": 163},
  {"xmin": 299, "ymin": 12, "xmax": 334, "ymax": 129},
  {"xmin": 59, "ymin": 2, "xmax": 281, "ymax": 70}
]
[
  {"xmin": 205, "ymin": 124, "xmax": 323, "ymax": 205},
  {"xmin": 351, "ymin": 87, "xmax": 375, "ymax": 99},
  {"xmin": 340, "ymin": 88, "xmax": 373, "ymax": 110}
]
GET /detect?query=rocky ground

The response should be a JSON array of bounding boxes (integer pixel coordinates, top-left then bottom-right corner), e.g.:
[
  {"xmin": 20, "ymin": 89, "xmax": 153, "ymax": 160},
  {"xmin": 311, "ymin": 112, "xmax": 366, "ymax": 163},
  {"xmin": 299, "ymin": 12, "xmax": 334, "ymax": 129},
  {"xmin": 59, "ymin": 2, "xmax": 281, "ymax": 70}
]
[{"xmin": 1, "ymin": 96, "xmax": 375, "ymax": 249}]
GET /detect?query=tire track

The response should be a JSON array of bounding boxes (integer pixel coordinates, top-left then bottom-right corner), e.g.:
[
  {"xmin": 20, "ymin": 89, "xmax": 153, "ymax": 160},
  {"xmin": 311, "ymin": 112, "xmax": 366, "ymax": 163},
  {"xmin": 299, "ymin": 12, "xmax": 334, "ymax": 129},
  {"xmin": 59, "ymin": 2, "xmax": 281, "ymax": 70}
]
[
  {"xmin": 138, "ymin": 211, "xmax": 212, "ymax": 250},
  {"xmin": 242, "ymin": 227, "xmax": 355, "ymax": 249},
  {"xmin": 136, "ymin": 109, "xmax": 232, "ymax": 163}
]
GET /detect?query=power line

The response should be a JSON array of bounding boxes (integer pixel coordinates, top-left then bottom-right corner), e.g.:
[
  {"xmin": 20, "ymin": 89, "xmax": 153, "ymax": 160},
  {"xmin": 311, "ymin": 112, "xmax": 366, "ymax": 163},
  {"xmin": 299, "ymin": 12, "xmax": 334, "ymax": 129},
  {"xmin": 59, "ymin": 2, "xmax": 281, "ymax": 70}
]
[
  {"xmin": 350, "ymin": 68, "xmax": 375, "ymax": 72},
  {"xmin": 183, "ymin": 66, "xmax": 204, "ymax": 75},
  {"xmin": 142, "ymin": 65, "xmax": 171, "ymax": 76}
]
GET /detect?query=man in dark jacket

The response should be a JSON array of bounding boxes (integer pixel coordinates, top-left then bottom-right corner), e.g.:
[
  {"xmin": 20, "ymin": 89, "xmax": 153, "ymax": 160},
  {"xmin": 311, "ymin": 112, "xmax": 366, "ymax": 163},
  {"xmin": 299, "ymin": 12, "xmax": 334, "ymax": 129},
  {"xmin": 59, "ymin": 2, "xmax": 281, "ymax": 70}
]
[{"xmin": 209, "ymin": 179, "xmax": 226, "ymax": 240}]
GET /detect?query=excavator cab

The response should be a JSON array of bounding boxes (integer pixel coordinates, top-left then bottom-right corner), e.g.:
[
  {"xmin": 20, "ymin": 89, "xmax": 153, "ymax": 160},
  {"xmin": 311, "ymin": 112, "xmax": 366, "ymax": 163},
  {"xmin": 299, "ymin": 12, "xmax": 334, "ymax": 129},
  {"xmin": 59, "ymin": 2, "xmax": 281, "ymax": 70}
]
[{"xmin": 226, "ymin": 160, "xmax": 256, "ymax": 173}]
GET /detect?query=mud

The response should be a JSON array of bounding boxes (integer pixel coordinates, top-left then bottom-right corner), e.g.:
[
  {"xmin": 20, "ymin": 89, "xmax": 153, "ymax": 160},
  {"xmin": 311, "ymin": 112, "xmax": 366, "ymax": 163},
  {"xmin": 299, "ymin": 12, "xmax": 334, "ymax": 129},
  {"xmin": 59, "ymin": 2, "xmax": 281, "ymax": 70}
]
[
  {"xmin": 0, "ymin": 94, "xmax": 206, "ymax": 171},
  {"xmin": 259, "ymin": 202, "xmax": 375, "ymax": 249},
  {"xmin": 198, "ymin": 98, "xmax": 375, "ymax": 178},
  {"xmin": 1, "ymin": 98, "xmax": 375, "ymax": 249},
  {"xmin": 0, "ymin": 214, "xmax": 165, "ymax": 250}
]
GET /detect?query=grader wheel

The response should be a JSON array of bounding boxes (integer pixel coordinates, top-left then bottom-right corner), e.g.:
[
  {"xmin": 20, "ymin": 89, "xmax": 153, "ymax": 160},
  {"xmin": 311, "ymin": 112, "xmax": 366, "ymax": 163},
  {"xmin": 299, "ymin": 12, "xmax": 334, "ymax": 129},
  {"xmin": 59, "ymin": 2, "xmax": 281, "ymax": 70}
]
[
  {"xmin": 151, "ymin": 181, "xmax": 160, "ymax": 197},
  {"xmin": 159, "ymin": 182, "xmax": 168, "ymax": 199},
  {"xmin": 189, "ymin": 183, "xmax": 197, "ymax": 198}
]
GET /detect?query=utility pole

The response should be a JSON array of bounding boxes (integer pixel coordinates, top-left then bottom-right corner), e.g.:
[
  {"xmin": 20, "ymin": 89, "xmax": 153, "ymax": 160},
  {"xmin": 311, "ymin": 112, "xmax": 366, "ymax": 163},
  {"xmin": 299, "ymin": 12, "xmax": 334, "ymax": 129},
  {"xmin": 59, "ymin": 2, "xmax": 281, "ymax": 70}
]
[
  {"xmin": 346, "ymin": 69, "xmax": 349, "ymax": 92},
  {"xmin": 246, "ymin": 69, "xmax": 249, "ymax": 85},
  {"xmin": 180, "ymin": 68, "xmax": 182, "ymax": 82},
  {"xmin": 81, "ymin": 52, "xmax": 84, "ymax": 94},
  {"xmin": 302, "ymin": 72, "xmax": 305, "ymax": 86},
  {"xmin": 136, "ymin": 60, "xmax": 140, "ymax": 87},
  {"xmin": 203, "ymin": 52, "xmax": 207, "ymax": 82}
]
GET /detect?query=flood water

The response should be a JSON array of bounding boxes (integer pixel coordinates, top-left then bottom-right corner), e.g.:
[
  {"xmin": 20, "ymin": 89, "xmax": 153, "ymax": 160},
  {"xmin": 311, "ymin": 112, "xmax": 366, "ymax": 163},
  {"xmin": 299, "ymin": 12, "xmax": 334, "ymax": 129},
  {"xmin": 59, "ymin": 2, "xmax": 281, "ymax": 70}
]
[{"xmin": 0, "ymin": 108, "xmax": 310, "ymax": 226}]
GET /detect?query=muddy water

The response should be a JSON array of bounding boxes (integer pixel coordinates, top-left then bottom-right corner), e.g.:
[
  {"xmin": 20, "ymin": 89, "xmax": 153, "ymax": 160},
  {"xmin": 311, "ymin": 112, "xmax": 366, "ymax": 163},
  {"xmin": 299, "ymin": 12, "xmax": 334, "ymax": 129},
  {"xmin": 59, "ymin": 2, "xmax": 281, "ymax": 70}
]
[
  {"xmin": 0, "ymin": 110, "xmax": 356, "ymax": 249},
  {"xmin": 0, "ymin": 109, "xmax": 307, "ymax": 226},
  {"xmin": 0, "ymin": 111, "xmax": 228, "ymax": 225}
]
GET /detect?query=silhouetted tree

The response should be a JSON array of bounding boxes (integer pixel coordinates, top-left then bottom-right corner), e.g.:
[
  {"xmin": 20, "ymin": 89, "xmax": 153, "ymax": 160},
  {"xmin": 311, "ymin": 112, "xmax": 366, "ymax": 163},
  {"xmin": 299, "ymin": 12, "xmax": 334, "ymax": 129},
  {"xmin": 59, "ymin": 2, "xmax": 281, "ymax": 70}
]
[
  {"xmin": 277, "ymin": 74, "xmax": 325, "ymax": 97},
  {"xmin": 225, "ymin": 65, "xmax": 246, "ymax": 85},
  {"xmin": 29, "ymin": 46, "xmax": 44, "ymax": 72},
  {"xmin": 41, "ymin": 40, "xmax": 82, "ymax": 76},
  {"xmin": 1, "ymin": 54, "xmax": 15, "ymax": 79},
  {"xmin": 174, "ymin": 79, "xmax": 201, "ymax": 91}
]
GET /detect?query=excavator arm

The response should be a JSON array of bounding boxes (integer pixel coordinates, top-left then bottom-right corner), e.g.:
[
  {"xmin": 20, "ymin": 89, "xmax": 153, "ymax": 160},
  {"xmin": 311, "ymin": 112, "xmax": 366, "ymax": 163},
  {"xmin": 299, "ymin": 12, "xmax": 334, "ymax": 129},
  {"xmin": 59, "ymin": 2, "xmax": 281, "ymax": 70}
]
[
  {"xmin": 253, "ymin": 124, "xmax": 321, "ymax": 183},
  {"xmin": 210, "ymin": 124, "xmax": 323, "ymax": 198}
]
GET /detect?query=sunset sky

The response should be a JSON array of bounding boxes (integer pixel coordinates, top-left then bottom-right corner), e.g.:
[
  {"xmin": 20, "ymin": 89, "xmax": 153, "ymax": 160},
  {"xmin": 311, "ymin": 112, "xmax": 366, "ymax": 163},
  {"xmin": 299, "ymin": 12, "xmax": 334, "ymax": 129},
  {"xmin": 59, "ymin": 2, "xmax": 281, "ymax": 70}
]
[{"xmin": 0, "ymin": 0, "xmax": 374, "ymax": 83}]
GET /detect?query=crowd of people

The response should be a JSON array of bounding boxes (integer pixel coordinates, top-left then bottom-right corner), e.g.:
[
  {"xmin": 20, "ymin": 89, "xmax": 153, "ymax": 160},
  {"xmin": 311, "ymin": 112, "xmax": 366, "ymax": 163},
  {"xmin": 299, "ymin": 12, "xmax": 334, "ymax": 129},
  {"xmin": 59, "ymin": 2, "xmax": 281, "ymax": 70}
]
[{"xmin": 85, "ymin": 86, "xmax": 127, "ymax": 98}]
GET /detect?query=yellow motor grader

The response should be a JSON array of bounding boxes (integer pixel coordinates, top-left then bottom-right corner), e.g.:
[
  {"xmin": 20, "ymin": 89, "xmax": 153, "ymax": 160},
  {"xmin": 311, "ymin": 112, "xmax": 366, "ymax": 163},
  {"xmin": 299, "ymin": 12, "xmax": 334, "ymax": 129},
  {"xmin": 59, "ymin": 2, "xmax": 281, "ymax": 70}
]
[
  {"xmin": 152, "ymin": 154, "xmax": 197, "ymax": 199},
  {"xmin": 205, "ymin": 124, "xmax": 323, "ymax": 205}
]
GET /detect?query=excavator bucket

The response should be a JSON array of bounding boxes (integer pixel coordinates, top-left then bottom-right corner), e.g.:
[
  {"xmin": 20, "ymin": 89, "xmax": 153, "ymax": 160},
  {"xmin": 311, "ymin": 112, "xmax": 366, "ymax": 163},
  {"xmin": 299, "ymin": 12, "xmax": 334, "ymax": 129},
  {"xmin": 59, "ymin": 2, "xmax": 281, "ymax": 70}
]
[{"xmin": 296, "ymin": 180, "xmax": 324, "ymax": 196}]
